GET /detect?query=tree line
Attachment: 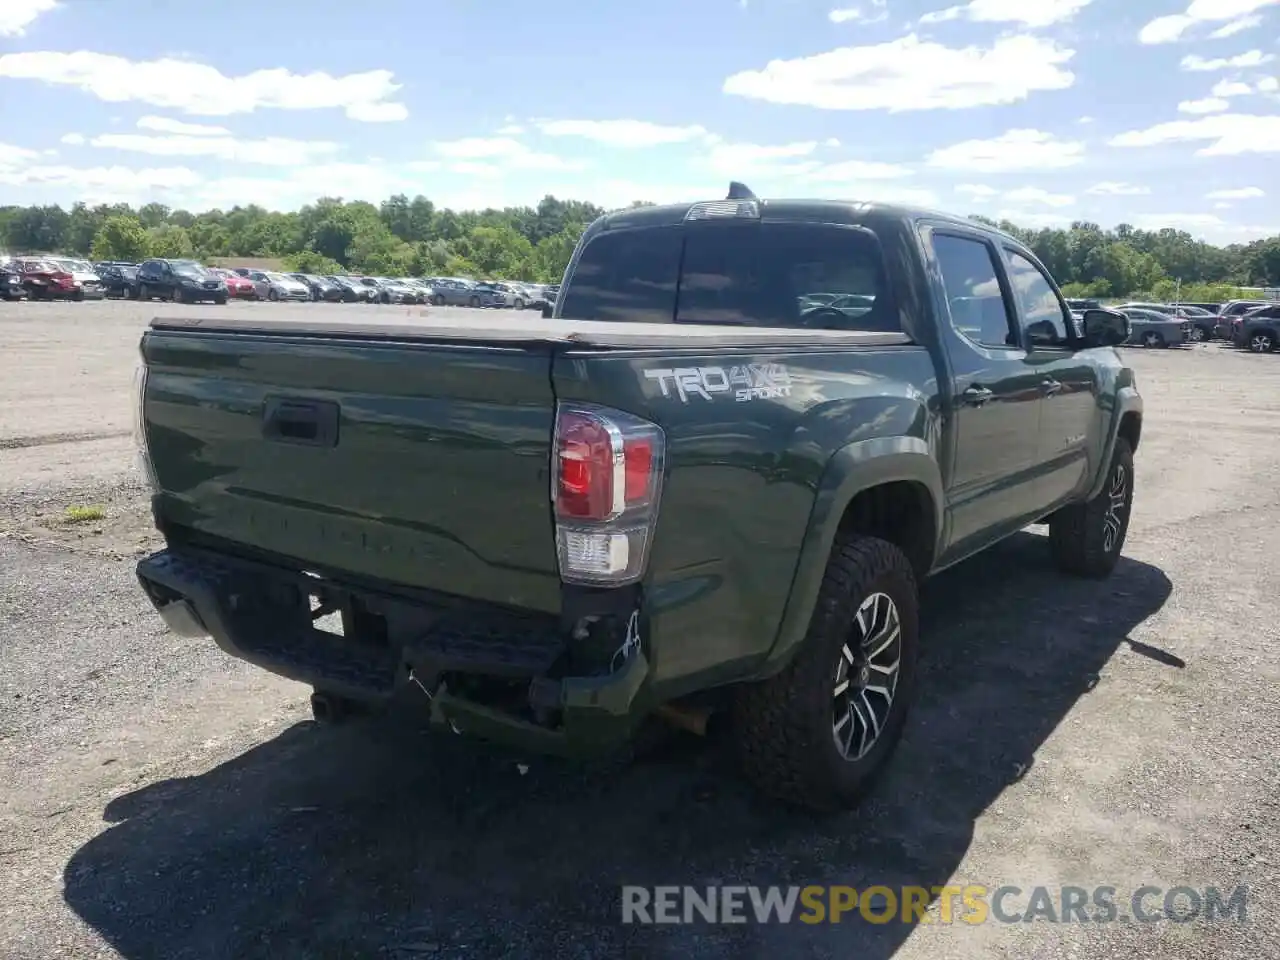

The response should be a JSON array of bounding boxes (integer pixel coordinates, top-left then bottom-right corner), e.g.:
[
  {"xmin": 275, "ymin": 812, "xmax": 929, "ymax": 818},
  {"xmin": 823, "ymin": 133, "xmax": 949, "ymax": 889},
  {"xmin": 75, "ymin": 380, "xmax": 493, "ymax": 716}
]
[{"xmin": 2, "ymin": 196, "xmax": 1278, "ymax": 299}]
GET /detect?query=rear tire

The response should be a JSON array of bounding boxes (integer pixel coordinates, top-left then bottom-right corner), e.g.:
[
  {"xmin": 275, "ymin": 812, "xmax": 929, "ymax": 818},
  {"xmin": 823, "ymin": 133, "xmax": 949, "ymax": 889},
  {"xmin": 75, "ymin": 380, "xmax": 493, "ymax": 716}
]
[
  {"xmin": 469, "ymin": 295, "xmax": 480, "ymax": 308},
  {"xmin": 732, "ymin": 534, "xmax": 919, "ymax": 811},
  {"xmin": 432, "ymin": 294, "xmax": 445, "ymax": 306},
  {"xmin": 1141, "ymin": 331, "xmax": 1165, "ymax": 348},
  {"xmin": 1248, "ymin": 329, "xmax": 1276, "ymax": 353},
  {"xmin": 268, "ymin": 289, "xmax": 279, "ymax": 302},
  {"xmin": 1049, "ymin": 436, "xmax": 1134, "ymax": 579}
]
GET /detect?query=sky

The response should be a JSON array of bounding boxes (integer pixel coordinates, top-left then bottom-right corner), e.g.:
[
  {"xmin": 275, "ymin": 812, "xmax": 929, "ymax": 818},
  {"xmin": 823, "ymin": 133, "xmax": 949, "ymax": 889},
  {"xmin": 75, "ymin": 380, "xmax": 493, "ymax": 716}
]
[{"xmin": 1, "ymin": 0, "xmax": 1278, "ymax": 244}]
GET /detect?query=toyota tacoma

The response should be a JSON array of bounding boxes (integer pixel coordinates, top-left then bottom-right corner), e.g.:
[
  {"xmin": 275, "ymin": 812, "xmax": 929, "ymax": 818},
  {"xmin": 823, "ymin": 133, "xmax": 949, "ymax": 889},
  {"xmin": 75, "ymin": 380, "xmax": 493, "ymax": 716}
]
[{"xmin": 133, "ymin": 186, "xmax": 1142, "ymax": 810}]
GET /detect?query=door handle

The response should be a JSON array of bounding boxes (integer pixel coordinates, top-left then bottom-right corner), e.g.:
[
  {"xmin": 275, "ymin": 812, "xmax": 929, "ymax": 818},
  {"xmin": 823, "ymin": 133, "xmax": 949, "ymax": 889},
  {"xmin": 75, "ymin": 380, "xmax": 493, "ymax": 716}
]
[
  {"xmin": 1040, "ymin": 378, "xmax": 1063, "ymax": 396},
  {"xmin": 961, "ymin": 385, "xmax": 995, "ymax": 406}
]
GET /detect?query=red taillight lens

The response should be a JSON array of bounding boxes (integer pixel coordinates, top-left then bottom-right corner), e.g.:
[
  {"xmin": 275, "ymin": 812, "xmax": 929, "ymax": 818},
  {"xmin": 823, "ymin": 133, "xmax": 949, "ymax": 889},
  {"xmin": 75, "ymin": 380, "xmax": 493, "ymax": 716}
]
[
  {"xmin": 623, "ymin": 438, "xmax": 653, "ymax": 502},
  {"xmin": 555, "ymin": 411, "xmax": 616, "ymax": 520},
  {"xmin": 552, "ymin": 403, "xmax": 666, "ymax": 585}
]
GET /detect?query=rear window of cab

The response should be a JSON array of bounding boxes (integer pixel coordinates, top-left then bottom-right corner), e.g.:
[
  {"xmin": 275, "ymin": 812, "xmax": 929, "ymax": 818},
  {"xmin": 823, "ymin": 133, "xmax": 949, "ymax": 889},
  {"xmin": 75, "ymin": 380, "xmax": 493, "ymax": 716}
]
[{"xmin": 558, "ymin": 221, "xmax": 900, "ymax": 333}]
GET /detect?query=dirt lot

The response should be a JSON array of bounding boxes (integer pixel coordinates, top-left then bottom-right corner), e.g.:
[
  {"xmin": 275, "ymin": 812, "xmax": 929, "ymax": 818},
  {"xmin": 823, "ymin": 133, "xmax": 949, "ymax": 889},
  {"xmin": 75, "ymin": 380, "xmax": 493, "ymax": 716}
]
[{"xmin": 1, "ymin": 298, "xmax": 1278, "ymax": 959}]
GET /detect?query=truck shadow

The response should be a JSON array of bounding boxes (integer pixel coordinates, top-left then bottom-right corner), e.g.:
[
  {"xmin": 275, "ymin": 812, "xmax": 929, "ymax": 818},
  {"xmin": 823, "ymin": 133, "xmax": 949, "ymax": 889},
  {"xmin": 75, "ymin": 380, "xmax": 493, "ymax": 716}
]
[{"xmin": 63, "ymin": 531, "xmax": 1171, "ymax": 960}]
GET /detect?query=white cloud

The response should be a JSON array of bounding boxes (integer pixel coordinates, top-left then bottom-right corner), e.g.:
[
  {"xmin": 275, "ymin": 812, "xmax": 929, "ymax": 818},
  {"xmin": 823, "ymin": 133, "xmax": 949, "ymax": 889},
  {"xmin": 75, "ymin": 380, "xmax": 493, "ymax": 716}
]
[
  {"xmin": 0, "ymin": 143, "xmax": 41, "ymax": 167},
  {"xmin": 83, "ymin": 132, "xmax": 343, "ymax": 167},
  {"xmin": 705, "ymin": 139, "xmax": 820, "ymax": 175},
  {"xmin": 1214, "ymin": 201, "xmax": 1233, "ymax": 208},
  {"xmin": 1206, "ymin": 186, "xmax": 1264, "ymax": 198},
  {"xmin": 799, "ymin": 158, "xmax": 915, "ymax": 181},
  {"xmin": 431, "ymin": 136, "xmax": 584, "ymax": 172},
  {"xmin": 1209, "ymin": 14, "xmax": 1264, "ymax": 38},
  {"xmin": 495, "ymin": 123, "xmax": 525, "ymax": 136},
  {"xmin": 0, "ymin": 162, "xmax": 203, "ymax": 203},
  {"xmin": 1178, "ymin": 97, "xmax": 1230, "ymax": 113},
  {"xmin": 534, "ymin": 119, "xmax": 710, "ymax": 147},
  {"xmin": 136, "ymin": 115, "xmax": 231, "ymax": 136},
  {"xmin": 1085, "ymin": 181, "xmax": 1151, "ymax": 195},
  {"xmin": 1181, "ymin": 49, "xmax": 1274, "ymax": 72},
  {"xmin": 0, "ymin": 51, "xmax": 408, "ymax": 121},
  {"xmin": 926, "ymin": 129, "xmax": 1086, "ymax": 172},
  {"xmin": 59, "ymin": 132, "xmax": 85, "ymax": 145},
  {"xmin": 1212, "ymin": 79, "xmax": 1254, "ymax": 97},
  {"xmin": 919, "ymin": 0, "xmax": 1094, "ymax": 28},
  {"xmin": 1077, "ymin": 115, "xmax": 1095, "ymax": 124},
  {"xmin": 829, "ymin": 1, "xmax": 888, "ymax": 24},
  {"xmin": 956, "ymin": 183, "xmax": 998, "ymax": 197},
  {"xmin": 1139, "ymin": 0, "xmax": 1279, "ymax": 45},
  {"xmin": 1257, "ymin": 76, "xmax": 1279, "ymax": 92},
  {"xmin": 722, "ymin": 33, "xmax": 1075, "ymax": 112},
  {"xmin": 0, "ymin": 0, "xmax": 58, "ymax": 37},
  {"xmin": 993, "ymin": 209, "xmax": 1074, "ymax": 227},
  {"xmin": 1003, "ymin": 186, "xmax": 1075, "ymax": 207},
  {"xmin": 1109, "ymin": 113, "xmax": 1280, "ymax": 155}
]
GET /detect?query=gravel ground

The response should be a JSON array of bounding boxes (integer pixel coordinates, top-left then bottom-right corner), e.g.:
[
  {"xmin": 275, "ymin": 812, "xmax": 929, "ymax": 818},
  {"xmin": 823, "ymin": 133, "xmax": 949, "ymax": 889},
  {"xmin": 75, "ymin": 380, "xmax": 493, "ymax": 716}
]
[{"xmin": 1, "ymin": 299, "xmax": 1278, "ymax": 959}]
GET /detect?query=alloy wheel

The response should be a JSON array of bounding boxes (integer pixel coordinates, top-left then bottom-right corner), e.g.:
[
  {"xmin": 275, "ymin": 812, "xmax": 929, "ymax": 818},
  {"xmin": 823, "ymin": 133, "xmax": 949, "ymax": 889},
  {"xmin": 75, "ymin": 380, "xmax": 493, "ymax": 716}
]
[
  {"xmin": 1250, "ymin": 333, "xmax": 1274, "ymax": 353},
  {"xmin": 1189, "ymin": 326, "xmax": 1206, "ymax": 342},
  {"xmin": 1103, "ymin": 462, "xmax": 1128, "ymax": 553},
  {"xmin": 1142, "ymin": 332, "xmax": 1162, "ymax": 348},
  {"xmin": 832, "ymin": 591, "xmax": 902, "ymax": 762}
]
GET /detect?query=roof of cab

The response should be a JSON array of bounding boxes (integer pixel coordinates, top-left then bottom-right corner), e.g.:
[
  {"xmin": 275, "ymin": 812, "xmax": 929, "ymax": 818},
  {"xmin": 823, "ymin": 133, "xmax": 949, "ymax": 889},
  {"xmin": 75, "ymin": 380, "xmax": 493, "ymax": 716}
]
[{"xmin": 597, "ymin": 195, "xmax": 1025, "ymax": 246}]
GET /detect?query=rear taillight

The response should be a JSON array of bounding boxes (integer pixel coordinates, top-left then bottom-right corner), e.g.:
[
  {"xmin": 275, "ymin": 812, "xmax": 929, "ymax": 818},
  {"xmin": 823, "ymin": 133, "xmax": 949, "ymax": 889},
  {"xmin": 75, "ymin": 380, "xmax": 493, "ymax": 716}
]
[{"xmin": 552, "ymin": 403, "xmax": 665, "ymax": 585}]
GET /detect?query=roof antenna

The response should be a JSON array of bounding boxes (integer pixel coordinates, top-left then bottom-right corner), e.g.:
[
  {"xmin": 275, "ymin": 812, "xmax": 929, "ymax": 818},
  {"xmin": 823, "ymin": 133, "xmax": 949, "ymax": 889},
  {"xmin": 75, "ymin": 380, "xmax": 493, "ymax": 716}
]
[{"xmin": 726, "ymin": 181, "xmax": 757, "ymax": 201}]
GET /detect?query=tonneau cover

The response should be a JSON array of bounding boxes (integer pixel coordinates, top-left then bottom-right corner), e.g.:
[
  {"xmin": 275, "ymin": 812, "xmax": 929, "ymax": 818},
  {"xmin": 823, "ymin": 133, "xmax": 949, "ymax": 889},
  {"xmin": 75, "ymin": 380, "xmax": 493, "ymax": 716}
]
[{"xmin": 148, "ymin": 315, "xmax": 914, "ymax": 351}]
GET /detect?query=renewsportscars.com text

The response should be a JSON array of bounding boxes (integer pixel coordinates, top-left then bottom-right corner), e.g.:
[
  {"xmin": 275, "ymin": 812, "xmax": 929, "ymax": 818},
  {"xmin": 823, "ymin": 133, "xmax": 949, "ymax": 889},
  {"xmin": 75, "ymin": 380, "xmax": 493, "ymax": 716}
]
[{"xmin": 620, "ymin": 884, "xmax": 1249, "ymax": 925}]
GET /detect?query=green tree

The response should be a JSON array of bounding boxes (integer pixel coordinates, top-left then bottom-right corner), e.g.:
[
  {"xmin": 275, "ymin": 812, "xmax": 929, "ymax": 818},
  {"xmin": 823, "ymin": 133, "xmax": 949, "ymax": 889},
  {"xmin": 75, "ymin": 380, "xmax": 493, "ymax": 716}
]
[
  {"xmin": 90, "ymin": 215, "xmax": 152, "ymax": 261},
  {"xmin": 284, "ymin": 250, "xmax": 345, "ymax": 275},
  {"xmin": 147, "ymin": 223, "xmax": 194, "ymax": 258},
  {"xmin": 527, "ymin": 226, "xmax": 582, "ymax": 283}
]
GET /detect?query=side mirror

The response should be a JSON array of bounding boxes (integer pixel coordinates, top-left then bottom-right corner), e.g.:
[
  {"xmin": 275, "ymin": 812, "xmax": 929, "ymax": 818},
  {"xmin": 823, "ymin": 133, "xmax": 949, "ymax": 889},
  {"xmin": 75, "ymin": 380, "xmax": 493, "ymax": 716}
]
[
  {"xmin": 1081, "ymin": 308, "xmax": 1130, "ymax": 348},
  {"xmin": 541, "ymin": 303, "xmax": 554, "ymax": 319}
]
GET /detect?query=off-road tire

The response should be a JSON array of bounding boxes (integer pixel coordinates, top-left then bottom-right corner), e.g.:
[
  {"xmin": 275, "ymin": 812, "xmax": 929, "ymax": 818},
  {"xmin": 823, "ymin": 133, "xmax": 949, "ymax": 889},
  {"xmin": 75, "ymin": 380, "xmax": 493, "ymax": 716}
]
[
  {"xmin": 1049, "ymin": 436, "xmax": 1134, "ymax": 579},
  {"xmin": 732, "ymin": 534, "xmax": 919, "ymax": 812}
]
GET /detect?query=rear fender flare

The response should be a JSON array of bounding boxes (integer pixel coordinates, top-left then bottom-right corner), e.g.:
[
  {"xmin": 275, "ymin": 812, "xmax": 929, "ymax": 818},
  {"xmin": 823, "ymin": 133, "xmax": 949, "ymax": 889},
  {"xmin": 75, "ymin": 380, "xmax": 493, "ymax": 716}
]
[{"xmin": 759, "ymin": 436, "xmax": 943, "ymax": 675}]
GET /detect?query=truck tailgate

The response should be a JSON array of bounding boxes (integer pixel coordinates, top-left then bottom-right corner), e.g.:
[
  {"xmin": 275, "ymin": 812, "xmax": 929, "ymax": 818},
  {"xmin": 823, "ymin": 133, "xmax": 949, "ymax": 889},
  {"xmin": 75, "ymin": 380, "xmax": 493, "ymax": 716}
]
[{"xmin": 141, "ymin": 323, "xmax": 561, "ymax": 613}]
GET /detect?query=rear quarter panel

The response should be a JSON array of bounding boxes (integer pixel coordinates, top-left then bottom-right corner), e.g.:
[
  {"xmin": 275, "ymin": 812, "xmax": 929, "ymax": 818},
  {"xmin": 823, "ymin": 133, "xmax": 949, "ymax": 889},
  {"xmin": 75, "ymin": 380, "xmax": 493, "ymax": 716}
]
[{"xmin": 554, "ymin": 345, "xmax": 941, "ymax": 699}]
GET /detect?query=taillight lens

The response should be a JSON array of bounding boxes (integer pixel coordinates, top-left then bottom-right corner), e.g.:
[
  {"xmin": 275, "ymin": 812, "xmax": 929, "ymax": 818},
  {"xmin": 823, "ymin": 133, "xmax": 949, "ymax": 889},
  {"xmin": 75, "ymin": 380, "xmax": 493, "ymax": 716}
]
[{"xmin": 553, "ymin": 403, "xmax": 665, "ymax": 585}]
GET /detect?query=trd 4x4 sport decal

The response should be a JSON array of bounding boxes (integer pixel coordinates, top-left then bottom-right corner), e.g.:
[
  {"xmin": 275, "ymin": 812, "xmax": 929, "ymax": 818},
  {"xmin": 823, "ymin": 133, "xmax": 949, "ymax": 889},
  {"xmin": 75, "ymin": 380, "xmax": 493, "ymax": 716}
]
[{"xmin": 644, "ymin": 364, "xmax": 793, "ymax": 403}]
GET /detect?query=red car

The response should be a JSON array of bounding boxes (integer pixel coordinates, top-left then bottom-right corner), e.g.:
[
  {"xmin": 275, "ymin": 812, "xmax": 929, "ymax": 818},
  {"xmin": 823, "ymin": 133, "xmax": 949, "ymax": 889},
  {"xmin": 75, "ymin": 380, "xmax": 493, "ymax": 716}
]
[
  {"xmin": 12, "ymin": 258, "xmax": 79, "ymax": 300},
  {"xmin": 209, "ymin": 267, "xmax": 257, "ymax": 300}
]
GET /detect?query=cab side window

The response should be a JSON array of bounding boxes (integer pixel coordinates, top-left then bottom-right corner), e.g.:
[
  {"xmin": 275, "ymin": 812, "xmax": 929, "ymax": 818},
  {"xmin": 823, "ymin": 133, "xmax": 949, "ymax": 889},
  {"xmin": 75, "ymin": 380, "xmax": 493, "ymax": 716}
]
[
  {"xmin": 931, "ymin": 233, "xmax": 1018, "ymax": 350},
  {"xmin": 1005, "ymin": 250, "xmax": 1071, "ymax": 348}
]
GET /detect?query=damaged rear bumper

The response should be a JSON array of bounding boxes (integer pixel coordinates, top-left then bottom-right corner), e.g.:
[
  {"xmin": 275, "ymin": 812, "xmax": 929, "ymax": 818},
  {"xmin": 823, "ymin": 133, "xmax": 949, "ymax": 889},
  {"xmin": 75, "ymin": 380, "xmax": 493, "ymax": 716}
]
[{"xmin": 136, "ymin": 547, "xmax": 649, "ymax": 757}]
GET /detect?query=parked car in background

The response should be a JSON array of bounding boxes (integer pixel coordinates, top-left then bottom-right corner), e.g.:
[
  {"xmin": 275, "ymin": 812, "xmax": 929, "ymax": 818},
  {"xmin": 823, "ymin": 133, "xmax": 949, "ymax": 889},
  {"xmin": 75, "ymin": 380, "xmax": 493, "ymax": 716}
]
[
  {"xmin": 94, "ymin": 262, "xmax": 140, "ymax": 298},
  {"xmin": 325, "ymin": 275, "xmax": 374, "ymax": 302},
  {"xmin": 515, "ymin": 282, "xmax": 549, "ymax": 310},
  {"xmin": 49, "ymin": 257, "xmax": 105, "ymax": 300},
  {"xmin": 470, "ymin": 281, "xmax": 513, "ymax": 308},
  {"xmin": 1119, "ymin": 307, "xmax": 1188, "ymax": 348},
  {"xmin": 137, "ymin": 259, "xmax": 227, "ymax": 304},
  {"xmin": 0, "ymin": 259, "xmax": 25, "ymax": 300},
  {"xmin": 207, "ymin": 267, "xmax": 257, "ymax": 300},
  {"xmin": 1118, "ymin": 301, "xmax": 1214, "ymax": 341},
  {"xmin": 11, "ymin": 258, "xmax": 79, "ymax": 300},
  {"xmin": 378, "ymin": 277, "xmax": 427, "ymax": 304},
  {"xmin": 1064, "ymin": 298, "xmax": 1103, "ymax": 313},
  {"xmin": 1236, "ymin": 303, "xmax": 1280, "ymax": 353},
  {"xmin": 1213, "ymin": 299, "xmax": 1272, "ymax": 340},
  {"xmin": 425, "ymin": 277, "xmax": 476, "ymax": 306},
  {"xmin": 1179, "ymin": 301, "xmax": 1221, "ymax": 314},
  {"xmin": 288, "ymin": 273, "xmax": 344, "ymax": 302},
  {"xmin": 245, "ymin": 270, "xmax": 310, "ymax": 301}
]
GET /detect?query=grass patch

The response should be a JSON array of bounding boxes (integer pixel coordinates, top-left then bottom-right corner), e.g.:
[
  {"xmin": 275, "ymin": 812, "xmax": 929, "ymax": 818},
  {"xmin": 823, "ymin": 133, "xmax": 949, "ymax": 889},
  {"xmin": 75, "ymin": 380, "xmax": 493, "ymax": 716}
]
[{"xmin": 63, "ymin": 504, "xmax": 106, "ymax": 524}]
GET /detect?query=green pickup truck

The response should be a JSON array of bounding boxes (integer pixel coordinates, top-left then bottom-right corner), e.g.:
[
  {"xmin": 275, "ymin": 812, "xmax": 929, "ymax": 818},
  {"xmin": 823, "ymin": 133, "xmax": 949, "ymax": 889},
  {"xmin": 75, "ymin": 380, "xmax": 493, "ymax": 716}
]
[{"xmin": 134, "ymin": 188, "xmax": 1142, "ymax": 811}]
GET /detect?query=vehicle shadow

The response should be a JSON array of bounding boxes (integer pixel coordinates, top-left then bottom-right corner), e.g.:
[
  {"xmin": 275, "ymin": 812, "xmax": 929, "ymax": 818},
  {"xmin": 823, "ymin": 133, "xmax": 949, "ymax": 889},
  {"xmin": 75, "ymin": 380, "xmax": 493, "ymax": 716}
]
[{"xmin": 63, "ymin": 531, "xmax": 1171, "ymax": 960}]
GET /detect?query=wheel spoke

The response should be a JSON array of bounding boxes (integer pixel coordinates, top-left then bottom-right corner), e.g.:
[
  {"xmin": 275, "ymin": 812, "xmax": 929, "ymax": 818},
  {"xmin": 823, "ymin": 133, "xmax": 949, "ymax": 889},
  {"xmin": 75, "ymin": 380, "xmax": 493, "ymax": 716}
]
[
  {"xmin": 848, "ymin": 697, "xmax": 872, "ymax": 758},
  {"xmin": 865, "ymin": 623, "xmax": 900, "ymax": 659},
  {"xmin": 868, "ymin": 658, "xmax": 899, "ymax": 677},
  {"xmin": 833, "ymin": 679, "xmax": 850, "ymax": 698}
]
